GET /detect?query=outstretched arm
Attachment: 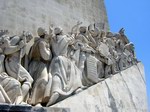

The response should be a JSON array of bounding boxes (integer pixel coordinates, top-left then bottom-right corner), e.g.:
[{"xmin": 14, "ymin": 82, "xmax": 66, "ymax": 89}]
[
  {"xmin": 3, "ymin": 45, "xmax": 20, "ymax": 55},
  {"xmin": 71, "ymin": 21, "xmax": 82, "ymax": 35}
]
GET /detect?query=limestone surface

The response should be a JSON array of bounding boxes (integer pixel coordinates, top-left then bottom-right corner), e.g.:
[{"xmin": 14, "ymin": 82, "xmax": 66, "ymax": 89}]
[
  {"xmin": 0, "ymin": 0, "xmax": 109, "ymax": 35},
  {"xmin": 0, "ymin": 0, "xmax": 148, "ymax": 111},
  {"xmin": 52, "ymin": 62, "xmax": 148, "ymax": 112}
]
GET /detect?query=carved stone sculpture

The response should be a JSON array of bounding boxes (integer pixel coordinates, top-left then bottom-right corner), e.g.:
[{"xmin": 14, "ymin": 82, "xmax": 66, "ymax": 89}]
[
  {"xmin": 0, "ymin": 33, "xmax": 33, "ymax": 103},
  {"xmin": 0, "ymin": 72, "xmax": 22, "ymax": 104},
  {"xmin": 105, "ymin": 32, "xmax": 119, "ymax": 75},
  {"xmin": 28, "ymin": 27, "xmax": 52, "ymax": 106},
  {"xmin": 0, "ymin": 52, "xmax": 22, "ymax": 104},
  {"xmin": 75, "ymin": 26, "xmax": 104, "ymax": 86},
  {"xmin": 47, "ymin": 27, "xmax": 83, "ymax": 106},
  {"xmin": 0, "ymin": 25, "xmax": 137, "ymax": 107}
]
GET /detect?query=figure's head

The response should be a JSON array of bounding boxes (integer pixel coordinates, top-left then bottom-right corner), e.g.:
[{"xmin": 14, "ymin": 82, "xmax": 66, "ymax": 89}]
[
  {"xmin": 0, "ymin": 35, "xmax": 10, "ymax": 48},
  {"xmin": 79, "ymin": 26, "xmax": 86, "ymax": 33},
  {"xmin": 106, "ymin": 31, "xmax": 113, "ymax": 38},
  {"xmin": 37, "ymin": 27, "xmax": 47, "ymax": 37},
  {"xmin": 24, "ymin": 31, "xmax": 33, "ymax": 42},
  {"xmin": 100, "ymin": 30, "xmax": 106, "ymax": 37},
  {"xmin": 88, "ymin": 25, "xmax": 99, "ymax": 37},
  {"xmin": 54, "ymin": 27, "xmax": 63, "ymax": 35}
]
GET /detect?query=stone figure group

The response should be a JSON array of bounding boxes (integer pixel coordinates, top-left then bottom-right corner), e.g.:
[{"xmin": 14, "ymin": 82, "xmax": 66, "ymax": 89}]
[{"xmin": 0, "ymin": 23, "xmax": 137, "ymax": 107}]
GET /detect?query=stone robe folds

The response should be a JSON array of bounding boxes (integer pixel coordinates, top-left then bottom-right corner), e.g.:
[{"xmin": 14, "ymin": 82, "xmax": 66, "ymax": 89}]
[
  {"xmin": 50, "ymin": 35, "xmax": 83, "ymax": 97},
  {"xmin": 0, "ymin": 72, "xmax": 22, "ymax": 104},
  {"xmin": 0, "ymin": 54, "xmax": 22, "ymax": 104},
  {"xmin": 29, "ymin": 38, "xmax": 52, "ymax": 105}
]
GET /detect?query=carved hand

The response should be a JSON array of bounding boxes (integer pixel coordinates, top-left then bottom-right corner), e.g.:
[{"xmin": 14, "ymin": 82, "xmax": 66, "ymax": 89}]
[{"xmin": 49, "ymin": 24, "xmax": 53, "ymax": 34}]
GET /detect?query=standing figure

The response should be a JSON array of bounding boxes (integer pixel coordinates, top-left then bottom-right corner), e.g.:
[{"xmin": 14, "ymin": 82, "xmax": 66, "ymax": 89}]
[
  {"xmin": 28, "ymin": 27, "xmax": 52, "ymax": 106},
  {"xmin": 119, "ymin": 28, "xmax": 137, "ymax": 66},
  {"xmin": 87, "ymin": 24, "xmax": 105, "ymax": 79},
  {"xmin": 75, "ymin": 26, "xmax": 103, "ymax": 86},
  {"xmin": 105, "ymin": 32, "xmax": 119, "ymax": 75},
  {"xmin": 95, "ymin": 31, "xmax": 113, "ymax": 78},
  {"xmin": 47, "ymin": 27, "xmax": 83, "ymax": 106},
  {"xmin": 115, "ymin": 33, "xmax": 127, "ymax": 71}
]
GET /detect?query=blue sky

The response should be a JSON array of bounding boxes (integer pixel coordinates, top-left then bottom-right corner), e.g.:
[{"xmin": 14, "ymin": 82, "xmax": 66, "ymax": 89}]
[{"xmin": 105, "ymin": 0, "xmax": 150, "ymax": 108}]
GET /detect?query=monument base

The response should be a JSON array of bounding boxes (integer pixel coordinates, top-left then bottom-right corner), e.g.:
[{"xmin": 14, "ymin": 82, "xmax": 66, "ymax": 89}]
[
  {"xmin": 52, "ymin": 62, "xmax": 147, "ymax": 112},
  {"xmin": 0, "ymin": 63, "xmax": 147, "ymax": 112},
  {"xmin": 0, "ymin": 104, "xmax": 69, "ymax": 112}
]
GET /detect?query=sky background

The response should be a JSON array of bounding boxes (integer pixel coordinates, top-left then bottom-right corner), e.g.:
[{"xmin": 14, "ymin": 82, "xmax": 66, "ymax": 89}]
[{"xmin": 105, "ymin": 0, "xmax": 150, "ymax": 109}]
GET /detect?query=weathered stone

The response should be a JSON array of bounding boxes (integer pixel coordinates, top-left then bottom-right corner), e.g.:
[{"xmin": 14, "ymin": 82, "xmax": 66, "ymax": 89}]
[
  {"xmin": 0, "ymin": 0, "xmax": 109, "ymax": 35},
  {"xmin": 0, "ymin": 0, "xmax": 148, "ymax": 111},
  {"xmin": 136, "ymin": 62, "xmax": 146, "ymax": 82},
  {"xmin": 0, "ymin": 104, "xmax": 69, "ymax": 112},
  {"xmin": 52, "ymin": 63, "xmax": 148, "ymax": 112}
]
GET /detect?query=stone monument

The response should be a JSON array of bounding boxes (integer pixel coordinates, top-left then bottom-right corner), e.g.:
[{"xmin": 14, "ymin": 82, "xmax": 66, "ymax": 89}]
[{"xmin": 0, "ymin": 0, "xmax": 148, "ymax": 112}]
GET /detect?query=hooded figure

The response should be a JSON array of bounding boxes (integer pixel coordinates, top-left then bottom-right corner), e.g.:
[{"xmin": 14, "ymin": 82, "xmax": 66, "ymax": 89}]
[{"xmin": 47, "ymin": 27, "xmax": 83, "ymax": 106}]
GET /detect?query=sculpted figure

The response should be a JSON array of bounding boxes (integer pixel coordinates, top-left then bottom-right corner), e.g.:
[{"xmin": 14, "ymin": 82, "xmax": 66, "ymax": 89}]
[
  {"xmin": 1, "ymin": 32, "xmax": 33, "ymax": 103},
  {"xmin": 28, "ymin": 27, "xmax": 52, "ymax": 106},
  {"xmin": 105, "ymin": 32, "xmax": 119, "ymax": 75},
  {"xmin": 124, "ymin": 42, "xmax": 137, "ymax": 66},
  {"xmin": 87, "ymin": 24, "xmax": 100, "ymax": 48},
  {"xmin": 115, "ymin": 33, "xmax": 128, "ymax": 71},
  {"xmin": 70, "ymin": 26, "xmax": 89, "ymax": 68},
  {"xmin": 47, "ymin": 27, "xmax": 83, "ymax": 106},
  {"xmin": 105, "ymin": 32, "xmax": 116, "ymax": 49},
  {"xmin": 0, "ymin": 45, "xmax": 22, "ymax": 104},
  {"xmin": 75, "ymin": 26, "xmax": 104, "ymax": 86},
  {"xmin": 87, "ymin": 24, "xmax": 105, "ymax": 79},
  {"xmin": 119, "ymin": 28, "xmax": 130, "ymax": 45},
  {"xmin": 117, "ymin": 28, "xmax": 137, "ymax": 68},
  {"xmin": 0, "ymin": 72, "xmax": 22, "ymax": 104},
  {"xmin": 95, "ymin": 31, "xmax": 113, "ymax": 77}
]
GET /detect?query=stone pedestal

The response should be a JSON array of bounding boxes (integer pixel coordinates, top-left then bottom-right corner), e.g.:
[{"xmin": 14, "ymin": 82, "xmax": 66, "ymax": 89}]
[{"xmin": 52, "ymin": 63, "xmax": 148, "ymax": 112}]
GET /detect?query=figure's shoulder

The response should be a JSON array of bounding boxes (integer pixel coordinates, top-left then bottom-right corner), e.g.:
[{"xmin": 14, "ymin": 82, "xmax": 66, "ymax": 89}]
[{"xmin": 38, "ymin": 39, "xmax": 48, "ymax": 48}]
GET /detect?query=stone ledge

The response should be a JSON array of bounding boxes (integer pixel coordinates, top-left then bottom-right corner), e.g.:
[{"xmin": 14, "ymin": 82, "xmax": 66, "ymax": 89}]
[{"xmin": 0, "ymin": 104, "xmax": 69, "ymax": 112}]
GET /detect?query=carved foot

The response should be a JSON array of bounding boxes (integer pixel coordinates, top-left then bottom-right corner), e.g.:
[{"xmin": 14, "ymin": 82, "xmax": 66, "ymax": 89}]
[
  {"xmin": 14, "ymin": 96, "xmax": 23, "ymax": 105},
  {"xmin": 75, "ymin": 88, "xmax": 83, "ymax": 94},
  {"xmin": 112, "ymin": 71, "xmax": 119, "ymax": 75},
  {"xmin": 35, "ymin": 103, "xmax": 42, "ymax": 107},
  {"xmin": 46, "ymin": 92, "xmax": 59, "ymax": 107},
  {"xmin": 19, "ymin": 102, "xmax": 31, "ymax": 106},
  {"xmin": 98, "ymin": 78, "xmax": 104, "ymax": 82}
]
